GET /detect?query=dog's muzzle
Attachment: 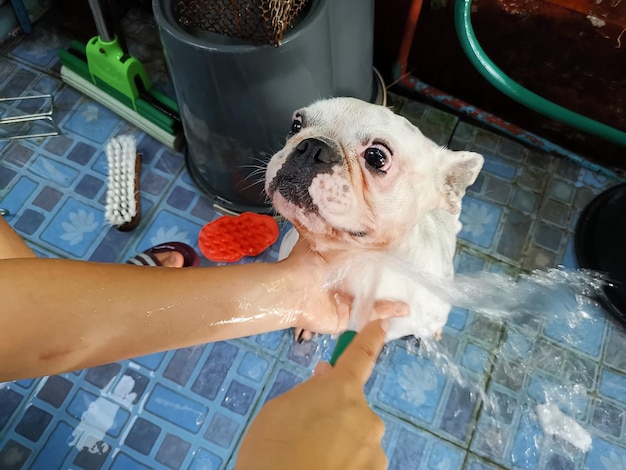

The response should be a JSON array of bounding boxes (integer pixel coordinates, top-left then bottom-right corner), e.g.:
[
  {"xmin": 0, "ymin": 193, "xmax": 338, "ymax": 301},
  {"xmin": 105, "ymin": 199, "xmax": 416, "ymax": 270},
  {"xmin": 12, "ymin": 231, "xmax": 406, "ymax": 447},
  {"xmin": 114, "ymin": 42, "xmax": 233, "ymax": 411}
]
[{"xmin": 268, "ymin": 137, "xmax": 342, "ymax": 211}]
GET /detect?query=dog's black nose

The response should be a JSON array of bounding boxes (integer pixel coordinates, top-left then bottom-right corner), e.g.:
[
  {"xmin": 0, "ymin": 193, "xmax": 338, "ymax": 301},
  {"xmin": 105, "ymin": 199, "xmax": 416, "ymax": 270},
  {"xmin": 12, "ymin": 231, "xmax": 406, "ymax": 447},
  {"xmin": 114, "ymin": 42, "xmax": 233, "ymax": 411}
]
[
  {"xmin": 268, "ymin": 137, "xmax": 343, "ymax": 211},
  {"xmin": 295, "ymin": 138, "xmax": 341, "ymax": 165}
]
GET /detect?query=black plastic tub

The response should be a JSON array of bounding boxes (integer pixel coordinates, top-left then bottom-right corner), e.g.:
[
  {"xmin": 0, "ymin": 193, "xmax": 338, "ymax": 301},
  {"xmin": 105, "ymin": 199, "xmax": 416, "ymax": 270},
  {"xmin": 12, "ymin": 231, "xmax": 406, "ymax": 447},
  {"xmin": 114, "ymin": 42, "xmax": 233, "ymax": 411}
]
[{"xmin": 575, "ymin": 183, "xmax": 626, "ymax": 328}]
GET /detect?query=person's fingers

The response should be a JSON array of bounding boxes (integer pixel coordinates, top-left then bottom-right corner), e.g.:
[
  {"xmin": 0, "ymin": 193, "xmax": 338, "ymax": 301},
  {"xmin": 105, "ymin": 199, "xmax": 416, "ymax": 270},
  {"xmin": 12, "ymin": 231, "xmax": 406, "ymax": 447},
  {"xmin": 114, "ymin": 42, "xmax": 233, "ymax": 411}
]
[
  {"xmin": 313, "ymin": 361, "xmax": 332, "ymax": 377},
  {"xmin": 331, "ymin": 292, "xmax": 352, "ymax": 331},
  {"xmin": 367, "ymin": 450, "xmax": 388, "ymax": 470},
  {"xmin": 372, "ymin": 300, "xmax": 410, "ymax": 320},
  {"xmin": 333, "ymin": 319, "xmax": 387, "ymax": 385},
  {"xmin": 289, "ymin": 235, "xmax": 311, "ymax": 256}
]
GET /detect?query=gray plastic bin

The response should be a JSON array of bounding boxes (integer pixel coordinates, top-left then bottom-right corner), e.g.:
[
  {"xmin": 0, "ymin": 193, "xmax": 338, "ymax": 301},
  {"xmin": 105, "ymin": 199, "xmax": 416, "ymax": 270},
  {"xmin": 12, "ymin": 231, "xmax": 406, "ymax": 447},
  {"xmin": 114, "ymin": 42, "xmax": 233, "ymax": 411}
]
[{"xmin": 153, "ymin": 0, "xmax": 375, "ymax": 213}]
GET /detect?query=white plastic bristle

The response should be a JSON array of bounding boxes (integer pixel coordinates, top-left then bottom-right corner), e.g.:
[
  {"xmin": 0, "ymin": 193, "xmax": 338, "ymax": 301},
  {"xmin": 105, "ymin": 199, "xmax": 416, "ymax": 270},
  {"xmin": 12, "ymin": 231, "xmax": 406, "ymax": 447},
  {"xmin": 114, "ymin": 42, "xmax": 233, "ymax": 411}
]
[{"xmin": 105, "ymin": 135, "xmax": 139, "ymax": 228}]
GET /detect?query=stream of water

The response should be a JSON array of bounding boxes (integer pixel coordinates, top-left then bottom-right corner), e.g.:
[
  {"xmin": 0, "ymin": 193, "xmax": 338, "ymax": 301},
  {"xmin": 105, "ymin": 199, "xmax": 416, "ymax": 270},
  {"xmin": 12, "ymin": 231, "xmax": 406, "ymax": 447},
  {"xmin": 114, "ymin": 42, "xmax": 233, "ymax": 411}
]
[
  {"xmin": 328, "ymin": 255, "xmax": 614, "ymax": 464},
  {"xmin": 409, "ymin": 267, "xmax": 609, "ymax": 462}
]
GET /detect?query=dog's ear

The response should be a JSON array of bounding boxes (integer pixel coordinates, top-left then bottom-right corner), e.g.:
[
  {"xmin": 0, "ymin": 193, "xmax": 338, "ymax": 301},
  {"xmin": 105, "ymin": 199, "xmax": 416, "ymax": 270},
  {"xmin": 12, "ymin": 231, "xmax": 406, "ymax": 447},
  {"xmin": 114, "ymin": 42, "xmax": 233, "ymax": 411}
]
[{"xmin": 439, "ymin": 150, "xmax": 484, "ymax": 214}]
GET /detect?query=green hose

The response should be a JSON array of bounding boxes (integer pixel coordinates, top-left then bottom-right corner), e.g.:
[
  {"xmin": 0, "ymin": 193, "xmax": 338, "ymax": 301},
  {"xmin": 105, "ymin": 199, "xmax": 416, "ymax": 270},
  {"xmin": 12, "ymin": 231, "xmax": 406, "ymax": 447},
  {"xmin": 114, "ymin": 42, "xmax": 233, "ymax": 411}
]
[{"xmin": 454, "ymin": 0, "xmax": 626, "ymax": 147}]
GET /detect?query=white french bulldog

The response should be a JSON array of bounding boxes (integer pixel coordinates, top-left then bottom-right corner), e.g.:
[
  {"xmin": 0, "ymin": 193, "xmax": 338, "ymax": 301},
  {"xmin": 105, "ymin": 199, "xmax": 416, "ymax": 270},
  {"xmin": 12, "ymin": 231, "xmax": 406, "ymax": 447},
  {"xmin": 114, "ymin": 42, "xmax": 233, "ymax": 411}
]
[{"xmin": 265, "ymin": 97, "xmax": 483, "ymax": 341}]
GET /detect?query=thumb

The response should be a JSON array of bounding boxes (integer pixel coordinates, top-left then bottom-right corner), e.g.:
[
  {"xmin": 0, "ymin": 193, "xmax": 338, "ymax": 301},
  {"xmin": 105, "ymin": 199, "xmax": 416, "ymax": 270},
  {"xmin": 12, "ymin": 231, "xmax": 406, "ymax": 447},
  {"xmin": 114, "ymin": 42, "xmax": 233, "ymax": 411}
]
[
  {"xmin": 333, "ymin": 319, "xmax": 388, "ymax": 385},
  {"xmin": 313, "ymin": 361, "xmax": 333, "ymax": 377}
]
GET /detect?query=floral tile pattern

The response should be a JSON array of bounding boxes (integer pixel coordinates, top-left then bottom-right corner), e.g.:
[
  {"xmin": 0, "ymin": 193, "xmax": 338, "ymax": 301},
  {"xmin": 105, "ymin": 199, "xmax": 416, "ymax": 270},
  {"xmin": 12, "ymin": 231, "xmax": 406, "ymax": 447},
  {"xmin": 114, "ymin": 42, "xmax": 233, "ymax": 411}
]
[{"xmin": 1, "ymin": 6, "xmax": 626, "ymax": 470}]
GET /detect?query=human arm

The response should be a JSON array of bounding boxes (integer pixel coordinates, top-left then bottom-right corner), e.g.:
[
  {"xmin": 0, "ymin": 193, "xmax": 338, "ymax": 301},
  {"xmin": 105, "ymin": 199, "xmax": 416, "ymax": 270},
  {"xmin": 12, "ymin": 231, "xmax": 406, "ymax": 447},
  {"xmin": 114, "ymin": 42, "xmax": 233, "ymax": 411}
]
[
  {"xmin": 0, "ymin": 238, "xmax": 352, "ymax": 381},
  {"xmin": 235, "ymin": 319, "xmax": 389, "ymax": 470},
  {"xmin": 0, "ymin": 214, "xmax": 406, "ymax": 382}
]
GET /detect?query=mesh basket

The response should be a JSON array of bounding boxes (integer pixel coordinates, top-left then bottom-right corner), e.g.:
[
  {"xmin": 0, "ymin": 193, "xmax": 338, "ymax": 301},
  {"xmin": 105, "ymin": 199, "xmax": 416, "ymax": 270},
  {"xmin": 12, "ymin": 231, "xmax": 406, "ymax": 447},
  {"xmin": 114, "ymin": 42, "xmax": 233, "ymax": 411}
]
[{"xmin": 175, "ymin": 0, "xmax": 310, "ymax": 46}]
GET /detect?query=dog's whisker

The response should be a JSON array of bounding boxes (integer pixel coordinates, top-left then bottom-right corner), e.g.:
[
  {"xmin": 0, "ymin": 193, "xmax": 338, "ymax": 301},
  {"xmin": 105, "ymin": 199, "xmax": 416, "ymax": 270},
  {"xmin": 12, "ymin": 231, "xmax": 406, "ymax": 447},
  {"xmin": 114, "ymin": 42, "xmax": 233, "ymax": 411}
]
[
  {"xmin": 239, "ymin": 177, "xmax": 267, "ymax": 193},
  {"xmin": 238, "ymin": 165, "xmax": 268, "ymax": 177},
  {"xmin": 239, "ymin": 164, "xmax": 266, "ymax": 173},
  {"xmin": 238, "ymin": 167, "xmax": 268, "ymax": 186},
  {"xmin": 240, "ymin": 169, "xmax": 266, "ymax": 184},
  {"xmin": 261, "ymin": 146, "xmax": 280, "ymax": 158},
  {"xmin": 241, "ymin": 155, "xmax": 270, "ymax": 168}
]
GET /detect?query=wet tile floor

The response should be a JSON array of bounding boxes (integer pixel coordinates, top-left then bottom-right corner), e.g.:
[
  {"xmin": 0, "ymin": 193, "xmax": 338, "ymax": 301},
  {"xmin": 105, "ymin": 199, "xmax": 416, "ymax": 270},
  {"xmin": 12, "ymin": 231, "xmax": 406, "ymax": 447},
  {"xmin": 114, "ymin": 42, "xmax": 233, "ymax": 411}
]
[{"xmin": 1, "ymin": 6, "xmax": 626, "ymax": 470}]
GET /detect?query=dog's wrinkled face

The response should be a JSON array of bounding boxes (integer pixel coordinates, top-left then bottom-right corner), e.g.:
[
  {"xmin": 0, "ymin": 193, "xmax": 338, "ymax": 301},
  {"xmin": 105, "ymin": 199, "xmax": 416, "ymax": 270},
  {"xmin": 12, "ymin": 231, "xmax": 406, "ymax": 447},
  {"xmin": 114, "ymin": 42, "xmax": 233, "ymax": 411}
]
[{"xmin": 265, "ymin": 97, "xmax": 483, "ymax": 254}]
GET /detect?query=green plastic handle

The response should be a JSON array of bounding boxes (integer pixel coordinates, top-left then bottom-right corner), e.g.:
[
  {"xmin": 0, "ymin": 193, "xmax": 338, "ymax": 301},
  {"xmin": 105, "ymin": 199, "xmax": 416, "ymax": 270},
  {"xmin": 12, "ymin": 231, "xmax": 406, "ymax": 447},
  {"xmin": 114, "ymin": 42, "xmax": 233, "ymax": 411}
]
[{"xmin": 329, "ymin": 330, "xmax": 357, "ymax": 366}]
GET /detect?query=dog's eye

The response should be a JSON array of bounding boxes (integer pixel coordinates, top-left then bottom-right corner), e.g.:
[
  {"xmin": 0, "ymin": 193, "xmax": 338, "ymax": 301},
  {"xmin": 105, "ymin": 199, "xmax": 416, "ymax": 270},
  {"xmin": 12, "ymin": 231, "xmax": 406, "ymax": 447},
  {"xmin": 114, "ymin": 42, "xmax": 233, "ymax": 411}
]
[
  {"xmin": 364, "ymin": 147, "xmax": 389, "ymax": 172},
  {"xmin": 288, "ymin": 116, "xmax": 303, "ymax": 137}
]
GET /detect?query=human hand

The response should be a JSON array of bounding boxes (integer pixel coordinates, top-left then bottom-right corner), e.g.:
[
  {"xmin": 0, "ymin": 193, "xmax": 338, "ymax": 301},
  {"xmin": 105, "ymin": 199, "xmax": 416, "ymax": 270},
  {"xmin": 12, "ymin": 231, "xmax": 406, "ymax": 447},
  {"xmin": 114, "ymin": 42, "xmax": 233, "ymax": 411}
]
[
  {"xmin": 235, "ymin": 319, "xmax": 389, "ymax": 470},
  {"xmin": 280, "ymin": 237, "xmax": 408, "ymax": 335}
]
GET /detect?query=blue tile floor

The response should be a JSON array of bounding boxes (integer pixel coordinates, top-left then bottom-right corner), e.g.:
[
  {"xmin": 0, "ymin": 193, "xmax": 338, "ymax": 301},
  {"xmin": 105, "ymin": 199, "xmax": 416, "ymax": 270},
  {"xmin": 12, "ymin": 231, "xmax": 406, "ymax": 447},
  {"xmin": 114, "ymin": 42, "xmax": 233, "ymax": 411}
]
[{"xmin": 2, "ymin": 6, "xmax": 626, "ymax": 470}]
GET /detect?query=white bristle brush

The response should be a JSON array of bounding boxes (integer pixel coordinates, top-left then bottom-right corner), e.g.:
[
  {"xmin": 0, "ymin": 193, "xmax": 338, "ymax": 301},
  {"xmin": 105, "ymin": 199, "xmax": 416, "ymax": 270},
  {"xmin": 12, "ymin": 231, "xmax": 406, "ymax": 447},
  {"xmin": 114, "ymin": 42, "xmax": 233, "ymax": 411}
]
[{"xmin": 105, "ymin": 134, "xmax": 141, "ymax": 231}]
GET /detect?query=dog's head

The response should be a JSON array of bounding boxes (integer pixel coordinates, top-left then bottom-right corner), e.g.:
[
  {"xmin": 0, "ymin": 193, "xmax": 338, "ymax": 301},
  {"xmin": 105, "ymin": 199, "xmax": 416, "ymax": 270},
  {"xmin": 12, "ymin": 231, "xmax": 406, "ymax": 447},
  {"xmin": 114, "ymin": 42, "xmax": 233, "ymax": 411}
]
[{"xmin": 265, "ymin": 97, "xmax": 483, "ymax": 254}]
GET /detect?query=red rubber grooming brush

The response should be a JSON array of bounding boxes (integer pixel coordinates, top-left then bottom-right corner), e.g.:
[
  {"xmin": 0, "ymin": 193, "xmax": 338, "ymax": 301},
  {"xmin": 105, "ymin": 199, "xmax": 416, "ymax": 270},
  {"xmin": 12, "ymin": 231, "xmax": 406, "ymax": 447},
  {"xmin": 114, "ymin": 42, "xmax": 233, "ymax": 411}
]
[{"xmin": 198, "ymin": 212, "xmax": 279, "ymax": 263}]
